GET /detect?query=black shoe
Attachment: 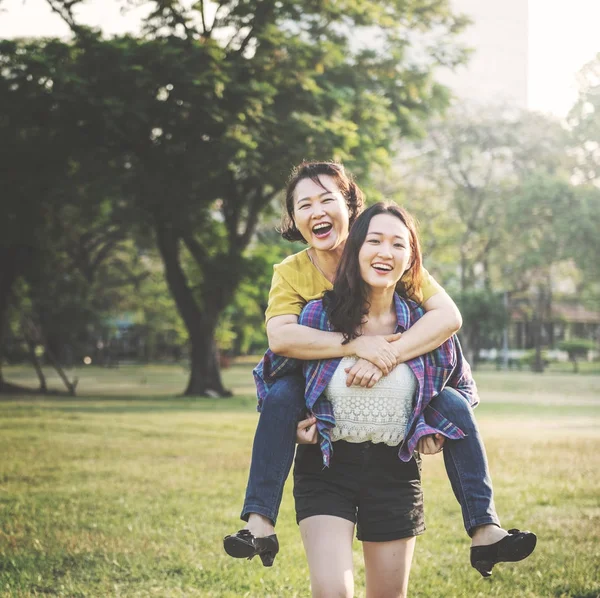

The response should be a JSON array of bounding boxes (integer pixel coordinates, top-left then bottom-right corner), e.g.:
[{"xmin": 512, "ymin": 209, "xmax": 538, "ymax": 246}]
[
  {"xmin": 470, "ymin": 528, "xmax": 537, "ymax": 577},
  {"xmin": 223, "ymin": 529, "xmax": 279, "ymax": 567}
]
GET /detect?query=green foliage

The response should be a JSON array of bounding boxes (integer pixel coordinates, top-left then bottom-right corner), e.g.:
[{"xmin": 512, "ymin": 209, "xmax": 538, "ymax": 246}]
[
  {"xmin": 519, "ymin": 349, "xmax": 550, "ymax": 370},
  {"xmin": 454, "ymin": 289, "xmax": 506, "ymax": 365},
  {"xmin": 558, "ymin": 338, "xmax": 596, "ymax": 373},
  {"xmin": 2, "ymin": 0, "xmax": 470, "ymax": 391},
  {"xmin": 391, "ymin": 107, "xmax": 573, "ymax": 292},
  {"xmin": 568, "ymin": 52, "xmax": 600, "ymax": 185},
  {"xmin": 558, "ymin": 338, "xmax": 596, "ymax": 356},
  {"xmin": 455, "ymin": 289, "xmax": 507, "ymax": 335}
]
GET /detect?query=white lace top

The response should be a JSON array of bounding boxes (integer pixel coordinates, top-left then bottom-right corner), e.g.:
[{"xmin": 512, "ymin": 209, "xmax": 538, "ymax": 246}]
[{"xmin": 325, "ymin": 356, "xmax": 417, "ymax": 446}]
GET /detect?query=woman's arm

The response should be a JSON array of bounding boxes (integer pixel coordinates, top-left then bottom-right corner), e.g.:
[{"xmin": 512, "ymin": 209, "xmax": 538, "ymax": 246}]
[
  {"xmin": 390, "ymin": 291, "xmax": 462, "ymax": 363},
  {"xmin": 343, "ymin": 291, "xmax": 462, "ymax": 386},
  {"xmin": 266, "ymin": 314, "xmax": 401, "ymax": 374}
]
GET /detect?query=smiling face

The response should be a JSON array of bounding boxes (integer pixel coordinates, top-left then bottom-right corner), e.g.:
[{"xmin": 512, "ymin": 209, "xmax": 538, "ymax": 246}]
[
  {"xmin": 292, "ymin": 175, "xmax": 351, "ymax": 252},
  {"xmin": 358, "ymin": 213, "xmax": 412, "ymax": 290}
]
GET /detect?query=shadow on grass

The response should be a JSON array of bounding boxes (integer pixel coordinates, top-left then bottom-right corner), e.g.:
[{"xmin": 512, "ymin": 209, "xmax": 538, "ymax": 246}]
[
  {"xmin": 0, "ymin": 394, "xmax": 259, "ymax": 415},
  {"xmin": 0, "ymin": 381, "xmax": 72, "ymax": 398}
]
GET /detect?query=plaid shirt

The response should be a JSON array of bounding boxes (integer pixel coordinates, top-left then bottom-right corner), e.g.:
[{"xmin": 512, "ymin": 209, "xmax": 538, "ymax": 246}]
[{"xmin": 254, "ymin": 293, "xmax": 479, "ymax": 467}]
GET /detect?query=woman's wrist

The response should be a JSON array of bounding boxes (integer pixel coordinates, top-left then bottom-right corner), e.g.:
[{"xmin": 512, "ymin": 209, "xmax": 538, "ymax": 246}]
[
  {"xmin": 345, "ymin": 336, "xmax": 359, "ymax": 357},
  {"xmin": 390, "ymin": 338, "xmax": 404, "ymax": 365}
]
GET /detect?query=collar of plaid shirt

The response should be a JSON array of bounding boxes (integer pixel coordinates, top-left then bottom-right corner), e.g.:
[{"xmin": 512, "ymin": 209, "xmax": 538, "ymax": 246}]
[{"xmin": 254, "ymin": 293, "xmax": 479, "ymax": 467}]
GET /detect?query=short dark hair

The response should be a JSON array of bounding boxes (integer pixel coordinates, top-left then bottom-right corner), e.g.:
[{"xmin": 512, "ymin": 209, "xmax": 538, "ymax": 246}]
[
  {"xmin": 324, "ymin": 202, "xmax": 424, "ymax": 343},
  {"xmin": 280, "ymin": 161, "xmax": 364, "ymax": 243}
]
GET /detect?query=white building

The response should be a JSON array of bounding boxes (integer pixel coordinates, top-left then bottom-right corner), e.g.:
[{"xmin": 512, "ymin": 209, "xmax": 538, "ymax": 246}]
[{"xmin": 439, "ymin": 0, "xmax": 529, "ymax": 108}]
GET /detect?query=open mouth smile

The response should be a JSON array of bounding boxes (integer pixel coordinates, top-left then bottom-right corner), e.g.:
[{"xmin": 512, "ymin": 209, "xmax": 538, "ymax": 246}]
[
  {"xmin": 372, "ymin": 262, "xmax": 393, "ymax": 273},
  {"xmin": 312, "ymin": 222, "xmax": 333, "ymax": 238}
]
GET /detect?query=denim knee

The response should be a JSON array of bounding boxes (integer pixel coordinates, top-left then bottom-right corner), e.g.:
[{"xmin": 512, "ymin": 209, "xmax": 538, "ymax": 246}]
[
  {"xmin": 434, "ymin": 387, "xmax": 477, "ymax": 433},
  {"xmin": 262, "ymin": 374, "xmax": 306, "ymax": 419}
]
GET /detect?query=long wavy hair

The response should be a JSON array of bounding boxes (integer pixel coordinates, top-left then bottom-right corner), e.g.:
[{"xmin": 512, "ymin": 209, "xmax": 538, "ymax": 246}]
[
  {"xmin": 280, "ymin": 161, "xmax": 365, "ymax": 243},
  {"xmin": 324, "ymin": 202, "xmax": 423, "ymax": 343}
]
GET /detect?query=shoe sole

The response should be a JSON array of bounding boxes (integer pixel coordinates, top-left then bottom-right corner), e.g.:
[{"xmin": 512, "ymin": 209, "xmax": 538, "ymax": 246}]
[
  {"xmin": 223, "ymin": 535, "xmax": 255, "ymax": 559},
  {"xmin": 500, "ymin": 532, "xmax": 537, "ymax": 562}
]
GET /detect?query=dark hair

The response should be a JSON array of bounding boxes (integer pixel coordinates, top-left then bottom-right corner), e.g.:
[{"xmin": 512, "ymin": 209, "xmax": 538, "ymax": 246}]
[
  {"xmin": 324, "ymin": 202, "xmax": 424, "ymax": 343},
  {"xmin": 280, "ymin": 161, "xmax": 364, "ymax": 243}
]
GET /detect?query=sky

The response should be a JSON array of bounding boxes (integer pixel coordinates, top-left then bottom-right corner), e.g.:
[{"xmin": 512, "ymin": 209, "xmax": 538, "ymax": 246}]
[
  {"xmin": 1, "ymin": 0, "xmax": 599, "ymax": 118},
  {"xmin": 528, "ymin": 0, "xmax": 600, "ymax": 116}
]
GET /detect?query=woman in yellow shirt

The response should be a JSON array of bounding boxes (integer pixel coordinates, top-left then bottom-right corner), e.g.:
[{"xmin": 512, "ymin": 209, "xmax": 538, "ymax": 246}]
[{"xmin": 224, "ymin": 162, "xmax": 510, "ymax": 569}]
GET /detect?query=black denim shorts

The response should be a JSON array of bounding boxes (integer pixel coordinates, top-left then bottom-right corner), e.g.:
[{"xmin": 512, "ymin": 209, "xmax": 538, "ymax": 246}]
[{"xmin": 293, "ymin": 440, "xmax": 425, "ymax": 542}]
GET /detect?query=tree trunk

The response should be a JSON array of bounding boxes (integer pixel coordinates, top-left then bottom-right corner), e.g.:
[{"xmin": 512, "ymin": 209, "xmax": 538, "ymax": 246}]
[
  {"xmin": 185, "ymin": 315, "xmax": 232, "ymax": 396},
  {"xmin": 459, "ymin": 250, "xmax": 467, "ymax": 292},
  {"xmin": 0, "ymin": 245, "xmax": 27, "ymax": 391},
  {"xmin": 531, "ymin": 285, "xmax": 546, "ymax": 373},
  {"xmin": 460, "ymin": 327, "xmax": 478, "ymax": 370},
  {"xmin": 26, "ymin": 338, "xmax": 47, "ymax": 392},
  {"xmin": 44, "ymin": 343, "xmax": 78, "ymax": 396},
  {"xmin": 531, "ymin": 315, "xmax": 544, "ymax": 373},
  {"xmin": 155, "ymin": 223, "xmax": 234, "ymax": 397}
]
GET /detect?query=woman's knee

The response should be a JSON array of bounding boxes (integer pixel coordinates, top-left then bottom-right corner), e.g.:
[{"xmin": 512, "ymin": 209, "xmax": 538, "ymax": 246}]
[
  {"xmin": 309, "ymin": 561, "xmax": 353, "ymax": 598},
  {"xmin": 435, "ymin": 387, "xmax": 476, "ymax": 429},
  {"xmin": 263, "ymin": 375, "xmax": 306, "ymax": 414},
  {"xmin": 311, "ymin": 581, "xmax": 353, "ymax": 598}
]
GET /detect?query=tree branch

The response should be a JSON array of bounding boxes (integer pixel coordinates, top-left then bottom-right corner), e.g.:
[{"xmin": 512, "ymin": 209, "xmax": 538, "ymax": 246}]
[
  {"xmin": 209, "ymin": 1, "xmax": 227, "ymax": 33},
  {"xmin": 226, "ymin": 0, "xmax": 275, "ymax": 54},
  {"xmin": 88, "ymin": 236, "xmax": 125, "ymax": 279},
  {"xmin": 199, "ymin": 0, "xmax": 208, "ymax": 34},
  {"xmin": 181, "ymin": 233, "xmax": 210, "ymax": 269},
  {"xmin": 45, "ymin": 0, "xmax": 87, "ymax": 36},
  {"xmin": 238, "ymin": 188, "xmax": 277, "ymax": 249}
]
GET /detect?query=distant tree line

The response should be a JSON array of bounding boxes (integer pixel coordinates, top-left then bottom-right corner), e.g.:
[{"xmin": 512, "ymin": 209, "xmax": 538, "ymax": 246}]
[{"xmin": 383, "ymin": 101, "xmax": 600, "ymax": 369}]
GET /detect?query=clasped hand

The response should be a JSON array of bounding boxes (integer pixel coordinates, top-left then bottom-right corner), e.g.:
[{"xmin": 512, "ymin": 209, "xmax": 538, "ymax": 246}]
[
  {"xmin": 416, "ymin": 433, "xmax": 445, "ymax": 454},
  {"xmin": 296, "ymin": 414, "xmax": 318, "ymax": 444},
  {"xmin": 345, "ymin": 332, "xmax": 402, "ymax": 388}
]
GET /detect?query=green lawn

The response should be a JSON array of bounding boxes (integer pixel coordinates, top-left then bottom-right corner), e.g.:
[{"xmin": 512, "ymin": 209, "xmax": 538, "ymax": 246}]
[{"xmin": 1, "ymin": 365, "xmax": 599, "ymax": 597}]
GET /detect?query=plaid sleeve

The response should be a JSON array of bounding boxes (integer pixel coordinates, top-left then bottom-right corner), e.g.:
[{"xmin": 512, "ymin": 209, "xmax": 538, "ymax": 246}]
[
  {"xmin": 254, "ymin": 300, "xmax": 330, "ymax": 412},
  {"xmin": 447, "ymin": 336, "xmax": 480, "ymax": 407},
  {"xmin": 253, "ymin": 349, "xmax": 301, "ymax": 411},
  {"xmin": 298, "ymin": 299, "xmax": 330, "ymax": 331},
  {"xmin": 407, "ymin": 294, "xmax": 479, "ymax": 408}
]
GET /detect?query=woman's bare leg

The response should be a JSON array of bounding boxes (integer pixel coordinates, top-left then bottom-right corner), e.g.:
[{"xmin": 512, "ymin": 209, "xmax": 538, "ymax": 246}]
[
  {"xmin": 363, "ymin": 537, "xmax": 416, "ymax": 598},
  {"xmin": 300, "ymin": 515, "xmax": 355, "ymax": 598}
]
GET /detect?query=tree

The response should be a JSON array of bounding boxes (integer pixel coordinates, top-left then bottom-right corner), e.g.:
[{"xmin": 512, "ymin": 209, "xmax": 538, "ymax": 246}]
[
  {"xmin": 220, "ymin": 230, "xmax": 306, "ymax": 357},
  {"xmin": 569, "ymin": 53, "xmax": 600, "ymax": 185},
  {"xmin": 454, "ymin": 289, "xmax": 506, "ymax": 368},
  {"xmin": 0, "ymin": 37, "xmax": 94, "ymax": 390},
  {"xmin": 558, "ymin": 339, "xmax": 595, "ymax": 373},
  {"xmin": 392, "ymin": 106, "xmax": 570, "ymax": 291},
  {"xmin": 29, "ymin": 0, "xmax": 469, "ymax": 396},
  {"xmin": 381, "ymin": 106, "xmax": 593, "ymax": 366},
  {"xmin": 567, "ymin": 55, "xmax": 600, "ymax": 284}
]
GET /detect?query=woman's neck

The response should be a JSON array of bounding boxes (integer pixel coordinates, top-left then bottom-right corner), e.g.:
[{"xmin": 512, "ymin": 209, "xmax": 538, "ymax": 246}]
[
  {"xmin": 365, "ymin": 287, "xmax": 396, "ymax": 321},
  {"xmin": 360, "ymin": 287, "xmax": 396, "ymax": 336},
  {"xmin": 310, "ymin": 245, "xmax": 345, "ymax": 283}
]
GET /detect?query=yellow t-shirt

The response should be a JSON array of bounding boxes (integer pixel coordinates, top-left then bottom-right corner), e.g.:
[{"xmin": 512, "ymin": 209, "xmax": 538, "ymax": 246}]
[{"xmin": 265, "ymin": 248, "xmax": 443, "ymax": 322}]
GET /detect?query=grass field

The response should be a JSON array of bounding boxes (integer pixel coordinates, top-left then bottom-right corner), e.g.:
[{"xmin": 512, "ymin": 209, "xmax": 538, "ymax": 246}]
[{"xmin": 1, "ymin": 364, "xmax": 599, "ymax": 597}]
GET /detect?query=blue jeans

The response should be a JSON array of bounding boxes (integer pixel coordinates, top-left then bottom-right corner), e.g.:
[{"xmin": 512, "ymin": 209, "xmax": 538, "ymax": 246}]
[
  {"xmin": 242, "ymin": 375, "xmax": 500, "ymax": 534},
  {"xmin": 429, "ymin": 387, "xmax": 501, "ymax": 535},
  {"xmin": 242, "ymin": 374, "xmax": 307, "ymax": 524}
]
